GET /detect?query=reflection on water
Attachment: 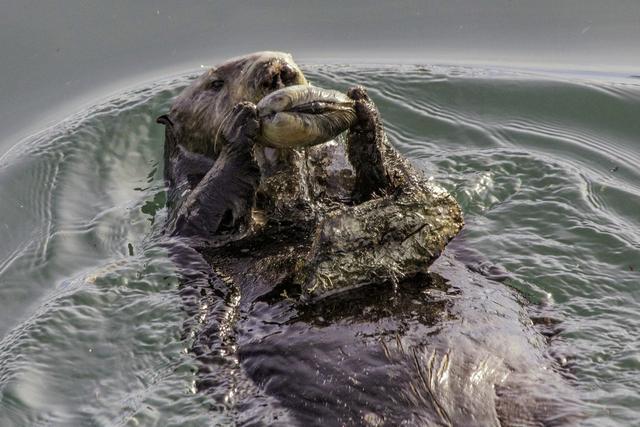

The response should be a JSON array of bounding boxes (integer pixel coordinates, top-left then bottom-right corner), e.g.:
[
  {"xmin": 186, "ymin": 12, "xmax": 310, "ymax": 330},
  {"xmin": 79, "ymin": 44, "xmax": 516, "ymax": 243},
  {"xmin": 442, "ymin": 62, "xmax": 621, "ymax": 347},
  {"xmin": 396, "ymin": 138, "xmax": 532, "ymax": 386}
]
[{"xmin": 0, "ymin": 65, "xmax": 639, "ymax": 426}]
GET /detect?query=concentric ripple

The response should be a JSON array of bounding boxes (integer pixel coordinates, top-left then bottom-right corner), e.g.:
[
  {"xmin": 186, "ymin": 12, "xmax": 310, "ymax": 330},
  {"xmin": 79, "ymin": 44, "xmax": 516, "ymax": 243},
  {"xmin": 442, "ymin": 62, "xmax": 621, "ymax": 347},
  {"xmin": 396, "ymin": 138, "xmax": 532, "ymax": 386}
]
[{"xmin": 0, "ymin": 65, "xmax": 639, "ymax": 426}]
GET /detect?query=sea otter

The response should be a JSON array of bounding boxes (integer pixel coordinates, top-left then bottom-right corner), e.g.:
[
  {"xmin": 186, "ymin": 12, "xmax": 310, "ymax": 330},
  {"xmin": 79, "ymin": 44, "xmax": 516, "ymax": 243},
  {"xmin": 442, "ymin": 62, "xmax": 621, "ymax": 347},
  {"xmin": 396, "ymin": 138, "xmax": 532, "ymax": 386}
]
[
  {"xmin": 157, "ymin": 51, "xmax": 463, "ymax": 300},
  {"xmin": 156, "ymin": 52, "xmax": 580, "ymax": 426}
]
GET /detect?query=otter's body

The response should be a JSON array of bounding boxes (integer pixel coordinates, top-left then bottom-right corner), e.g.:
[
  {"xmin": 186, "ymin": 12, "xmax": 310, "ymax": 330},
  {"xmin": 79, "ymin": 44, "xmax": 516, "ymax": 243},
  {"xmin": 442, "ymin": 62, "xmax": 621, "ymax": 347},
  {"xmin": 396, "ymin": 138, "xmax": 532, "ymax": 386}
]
[{"xmin": 157, "ymin": 52, "xmax": 579, "ymax": 426}]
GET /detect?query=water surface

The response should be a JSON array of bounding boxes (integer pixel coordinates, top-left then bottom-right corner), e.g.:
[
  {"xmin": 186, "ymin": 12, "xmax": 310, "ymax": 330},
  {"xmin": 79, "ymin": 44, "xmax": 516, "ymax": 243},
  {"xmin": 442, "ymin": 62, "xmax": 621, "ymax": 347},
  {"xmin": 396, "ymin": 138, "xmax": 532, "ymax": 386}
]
[
  {"xmin": 3, "ymin": 0, "xmax": 640, "ymax": 148},
  {"xmin": 0, "ymin": 65, "xmax": 639, "ymax": 426}
]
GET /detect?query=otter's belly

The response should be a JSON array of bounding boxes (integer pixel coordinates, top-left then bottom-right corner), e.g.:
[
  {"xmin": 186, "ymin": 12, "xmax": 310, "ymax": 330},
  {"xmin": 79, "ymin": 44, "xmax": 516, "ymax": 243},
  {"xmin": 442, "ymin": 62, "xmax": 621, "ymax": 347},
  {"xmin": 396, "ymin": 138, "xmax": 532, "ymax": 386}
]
[{"xmin": 192, "ymin": 245, "xmax": 580, "ymax": 426}]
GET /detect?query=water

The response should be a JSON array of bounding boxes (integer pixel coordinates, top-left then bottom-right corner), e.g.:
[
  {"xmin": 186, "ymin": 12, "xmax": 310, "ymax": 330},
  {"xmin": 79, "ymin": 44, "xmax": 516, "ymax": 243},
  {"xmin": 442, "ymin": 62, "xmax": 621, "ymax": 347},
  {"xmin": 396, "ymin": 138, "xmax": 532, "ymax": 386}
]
[
  {"xmin": 3, "ymin": 0, "xmax": 640, "ymax": 149},
  {"xmin": 0, "ymin": 65, "xmax": 639, "ymax": 426}
]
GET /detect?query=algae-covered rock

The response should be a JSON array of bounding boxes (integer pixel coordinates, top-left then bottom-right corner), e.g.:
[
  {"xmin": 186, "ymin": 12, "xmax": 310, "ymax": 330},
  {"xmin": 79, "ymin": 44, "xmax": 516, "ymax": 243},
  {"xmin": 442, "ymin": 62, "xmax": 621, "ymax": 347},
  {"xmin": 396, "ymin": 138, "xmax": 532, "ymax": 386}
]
[{"xmin": 302, "ymin": 180, "xmax": 463, "ymax": 299}]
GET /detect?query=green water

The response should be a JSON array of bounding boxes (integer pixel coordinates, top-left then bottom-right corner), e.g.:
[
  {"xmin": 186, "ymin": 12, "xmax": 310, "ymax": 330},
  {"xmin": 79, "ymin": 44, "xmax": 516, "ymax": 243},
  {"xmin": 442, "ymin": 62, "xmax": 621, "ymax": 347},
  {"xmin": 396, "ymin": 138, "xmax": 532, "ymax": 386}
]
[{"xmin": 0, "ymin": 65, "xmax": 639, "ymax": 426}]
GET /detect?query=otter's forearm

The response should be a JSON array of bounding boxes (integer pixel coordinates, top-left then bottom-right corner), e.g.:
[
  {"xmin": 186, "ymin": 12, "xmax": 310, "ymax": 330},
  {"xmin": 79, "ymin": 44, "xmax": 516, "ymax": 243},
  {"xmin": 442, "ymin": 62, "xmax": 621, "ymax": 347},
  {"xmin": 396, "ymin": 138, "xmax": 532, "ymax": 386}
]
[
  {"xmin": 170, "ymin": 102, "xmax": 261, "ymax": 239},
  {"xmin": 346, "ymin": 87, "xmax": 391, "ymax": 202},
  {"xmin": 171, "ymin": 150, "xmax": 260, "ymax": 239}
]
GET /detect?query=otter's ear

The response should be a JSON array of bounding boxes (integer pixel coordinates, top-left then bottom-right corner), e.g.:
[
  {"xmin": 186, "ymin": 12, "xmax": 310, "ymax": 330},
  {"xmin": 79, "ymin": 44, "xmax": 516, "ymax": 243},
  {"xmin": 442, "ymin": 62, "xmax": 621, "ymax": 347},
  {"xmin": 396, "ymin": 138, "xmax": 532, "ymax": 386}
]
[{"xmin": 156, "ymin": 114, "xmax": 173, "ymax": 126}]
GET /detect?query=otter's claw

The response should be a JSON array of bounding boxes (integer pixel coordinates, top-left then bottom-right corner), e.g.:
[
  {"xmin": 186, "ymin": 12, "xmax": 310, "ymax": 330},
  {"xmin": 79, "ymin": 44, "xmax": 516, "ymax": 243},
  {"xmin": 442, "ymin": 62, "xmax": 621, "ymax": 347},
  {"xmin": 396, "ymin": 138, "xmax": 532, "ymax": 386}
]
[
  {"xmin": 222, "ymin": 102, "xmax": 259, "ymax": 150},
  {"xmin": 347, "ymin": 86, "xmax": 372, "ymax": 102},
  {"xmin": 347, "ymin": 86, "xmax": 380, "ymax": 133}
]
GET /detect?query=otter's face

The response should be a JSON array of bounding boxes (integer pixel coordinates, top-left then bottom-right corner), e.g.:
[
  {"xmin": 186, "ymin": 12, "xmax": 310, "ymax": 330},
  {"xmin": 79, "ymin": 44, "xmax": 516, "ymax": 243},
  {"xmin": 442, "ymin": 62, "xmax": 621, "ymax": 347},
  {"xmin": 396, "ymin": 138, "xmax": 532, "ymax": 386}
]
[{"xmin": 167, "ymin": 51, "xmax": 308, "ymax": 157}]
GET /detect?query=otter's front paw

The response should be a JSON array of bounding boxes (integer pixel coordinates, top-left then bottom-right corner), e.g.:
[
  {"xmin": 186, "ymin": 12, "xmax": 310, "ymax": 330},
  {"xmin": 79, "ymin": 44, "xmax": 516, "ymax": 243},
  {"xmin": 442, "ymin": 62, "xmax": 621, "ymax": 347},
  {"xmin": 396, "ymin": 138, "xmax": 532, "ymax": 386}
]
[
  {"xmin": 222, "ymin": 102, "xmax": 259, "ymax": 152},
  {"xmin": 346, "ymin": 86, "xmax": 389, "ymax": 202},
  {"xmin": 347, "ymin": 86, "xmax": 380, "ymax": 134}
]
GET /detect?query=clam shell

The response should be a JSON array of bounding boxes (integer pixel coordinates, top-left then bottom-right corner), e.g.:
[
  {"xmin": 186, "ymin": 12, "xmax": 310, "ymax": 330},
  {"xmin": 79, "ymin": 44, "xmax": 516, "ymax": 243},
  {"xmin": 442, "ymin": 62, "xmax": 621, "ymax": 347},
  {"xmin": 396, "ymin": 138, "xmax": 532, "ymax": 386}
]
[{"xmin": 256, "ymin": 85, "xmax": 356, "ymax": 148}]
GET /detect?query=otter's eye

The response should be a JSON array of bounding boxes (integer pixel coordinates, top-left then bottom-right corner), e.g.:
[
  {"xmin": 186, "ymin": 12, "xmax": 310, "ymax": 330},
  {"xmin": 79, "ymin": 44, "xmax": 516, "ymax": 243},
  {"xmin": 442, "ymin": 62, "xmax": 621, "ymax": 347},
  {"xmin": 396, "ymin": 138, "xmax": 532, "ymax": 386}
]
[{"xmin": 208, "ymin": 79, "xmax": 225, "ymax": 91}]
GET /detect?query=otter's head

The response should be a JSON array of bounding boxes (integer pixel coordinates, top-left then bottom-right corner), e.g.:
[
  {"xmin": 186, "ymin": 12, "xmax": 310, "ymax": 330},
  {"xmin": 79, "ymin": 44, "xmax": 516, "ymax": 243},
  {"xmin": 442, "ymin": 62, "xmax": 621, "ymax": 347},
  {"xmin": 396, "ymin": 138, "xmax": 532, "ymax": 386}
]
[{"xmin": 160, "ymin": 51, "xmax": 307, "ymax": 157}]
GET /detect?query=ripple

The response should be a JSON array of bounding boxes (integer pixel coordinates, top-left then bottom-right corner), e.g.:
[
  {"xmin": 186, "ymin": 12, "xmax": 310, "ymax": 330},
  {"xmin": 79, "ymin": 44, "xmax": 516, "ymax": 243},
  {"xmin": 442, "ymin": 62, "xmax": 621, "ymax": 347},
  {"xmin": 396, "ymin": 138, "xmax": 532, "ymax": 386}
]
[{"xmin": 0, "ymin": 65, "xmax": 638, "ymax": 426}]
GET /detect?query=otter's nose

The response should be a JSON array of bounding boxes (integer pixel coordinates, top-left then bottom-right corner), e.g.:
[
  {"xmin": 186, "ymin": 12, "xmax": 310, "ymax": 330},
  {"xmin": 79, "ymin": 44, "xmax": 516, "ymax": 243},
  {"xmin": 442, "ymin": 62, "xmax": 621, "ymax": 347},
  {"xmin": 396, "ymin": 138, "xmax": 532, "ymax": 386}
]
[{"xmin": 261, "ymin": 62, "xmax": 301, "ymax": 91}]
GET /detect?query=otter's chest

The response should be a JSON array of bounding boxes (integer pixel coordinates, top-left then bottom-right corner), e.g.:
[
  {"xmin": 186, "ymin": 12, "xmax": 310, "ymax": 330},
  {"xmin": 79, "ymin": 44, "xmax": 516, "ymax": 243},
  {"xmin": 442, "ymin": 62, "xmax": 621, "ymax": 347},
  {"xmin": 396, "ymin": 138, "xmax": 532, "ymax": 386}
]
[{"xmin": 255, "ymin": 140, "xmax": 356, "ymax": 221}]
